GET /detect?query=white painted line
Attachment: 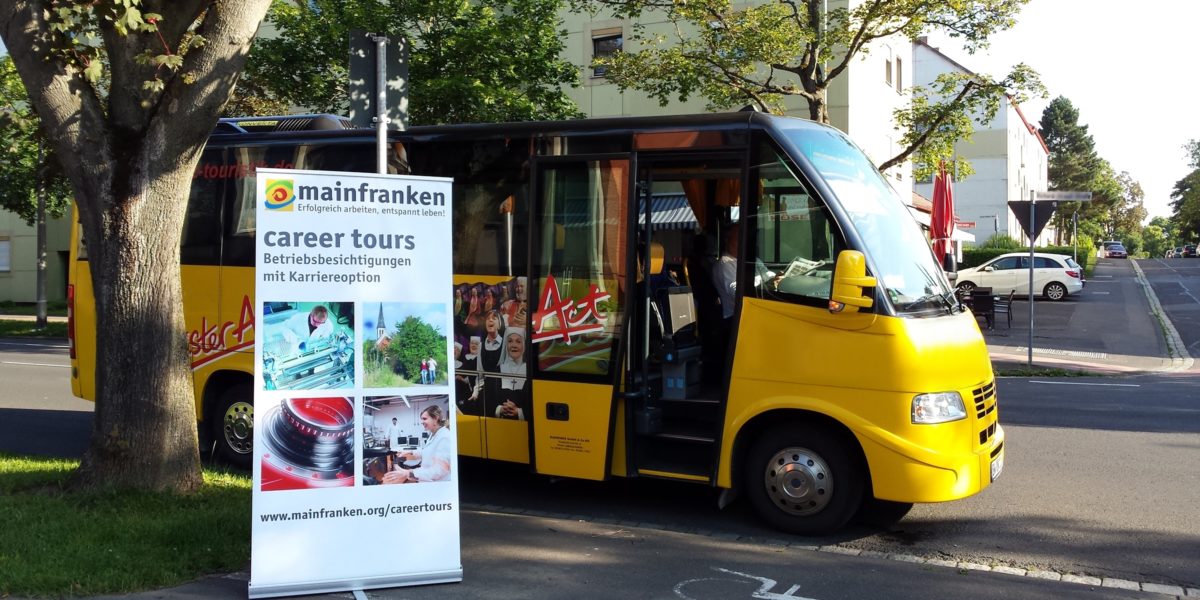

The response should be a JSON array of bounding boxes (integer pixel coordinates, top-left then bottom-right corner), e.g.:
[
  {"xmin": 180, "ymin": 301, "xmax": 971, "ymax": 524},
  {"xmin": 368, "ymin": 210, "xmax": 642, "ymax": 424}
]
[
  {"xmin": 0, "ymin": 361, "xmax": 69, "ymax": 368},
  {"xmin": 1090, "ymin": 291, "xmax": 1111, "ymax": 295},
  {"xmin": 0, "ymin": 340, "xmax": 69, "ymax": 349},
  {"xmin": 1092, "ymin": 275, "xmax": 1114, "ymax": 278},
  {"xmin": 1029, "ymin": 380, "xmax": 1140, "ymax": 387}
]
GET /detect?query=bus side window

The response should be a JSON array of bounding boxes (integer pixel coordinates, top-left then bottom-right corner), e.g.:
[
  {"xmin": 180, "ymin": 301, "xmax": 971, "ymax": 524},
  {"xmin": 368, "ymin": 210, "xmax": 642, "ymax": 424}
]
[
  {"xmin": 182, "ymin": 148, "xmax": 224, "ymax": 266},
  {"xmin": 407, "ymin": 139, "xmax": 530, "ymax": 277},
  {"xmin": 748, "ymin": 141, "xmax": 843, "ymax": 306},
  {"xmin": 222, "ymin": 145, "xmax": 299, "ymax": 267}
]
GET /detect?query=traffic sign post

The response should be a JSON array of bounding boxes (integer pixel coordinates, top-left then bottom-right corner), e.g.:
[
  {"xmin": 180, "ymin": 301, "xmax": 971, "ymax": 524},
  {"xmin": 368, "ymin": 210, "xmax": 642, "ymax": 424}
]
[{"xmin": 1020, "ymin": 190, "xmax": 1093, "ymax": 366}]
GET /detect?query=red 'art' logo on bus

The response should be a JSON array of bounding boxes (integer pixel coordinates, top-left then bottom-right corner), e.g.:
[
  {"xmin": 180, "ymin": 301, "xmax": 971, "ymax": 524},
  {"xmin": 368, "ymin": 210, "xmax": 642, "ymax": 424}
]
[{"xmin": 531, "ymin": 274, "xmax": 610, "ymax": 345}]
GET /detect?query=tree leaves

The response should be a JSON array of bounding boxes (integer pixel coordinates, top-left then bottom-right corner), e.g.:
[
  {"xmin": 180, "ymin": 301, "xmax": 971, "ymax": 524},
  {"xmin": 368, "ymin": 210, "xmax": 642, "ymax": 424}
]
[
  {"xmin": 0, "ymin": 57, "xmax": 72, "ymax": 226},
  {"xmin": 236, "ymin": 0, "xmax": 583, "ymax": 124}
]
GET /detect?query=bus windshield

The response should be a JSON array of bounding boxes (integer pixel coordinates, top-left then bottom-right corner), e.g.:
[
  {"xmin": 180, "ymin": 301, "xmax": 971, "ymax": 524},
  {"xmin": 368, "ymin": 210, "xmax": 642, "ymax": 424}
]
[{"xmin": 778, "ymin": 125, "xmax": 954, "ymax": 315}]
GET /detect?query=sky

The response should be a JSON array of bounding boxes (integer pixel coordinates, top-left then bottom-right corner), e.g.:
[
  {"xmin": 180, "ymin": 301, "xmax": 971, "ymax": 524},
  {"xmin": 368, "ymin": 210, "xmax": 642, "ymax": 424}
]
[{"xmin": 924, "ymin": 0, "xmax": 1200, "ymax": 220}]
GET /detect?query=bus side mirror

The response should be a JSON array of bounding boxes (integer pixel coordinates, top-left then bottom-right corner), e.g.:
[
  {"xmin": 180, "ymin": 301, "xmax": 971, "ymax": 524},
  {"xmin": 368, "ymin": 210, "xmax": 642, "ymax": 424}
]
[{"xmin": 829, "ymin": 250, "xmax": 876, "ymax": 314}]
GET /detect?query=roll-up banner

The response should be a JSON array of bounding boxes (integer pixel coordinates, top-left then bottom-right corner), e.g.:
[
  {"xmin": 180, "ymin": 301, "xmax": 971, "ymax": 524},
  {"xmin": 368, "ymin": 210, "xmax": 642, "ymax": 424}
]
[{"xmin": 250, "ymin": 168, "xmax": 460, "ymax": 598}]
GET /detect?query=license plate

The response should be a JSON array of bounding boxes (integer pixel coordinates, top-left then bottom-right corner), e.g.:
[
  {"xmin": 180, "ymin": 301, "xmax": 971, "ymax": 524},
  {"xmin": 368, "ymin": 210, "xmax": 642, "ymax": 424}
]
[{"xmin": 990, "ymin": 451, "xmax": 1004, "ymax": 482}]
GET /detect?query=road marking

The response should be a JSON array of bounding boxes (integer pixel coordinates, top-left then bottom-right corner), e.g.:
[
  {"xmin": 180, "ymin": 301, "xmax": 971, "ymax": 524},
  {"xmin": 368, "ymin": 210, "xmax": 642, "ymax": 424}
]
[
  {"xmin": 1091, "ymin": 275, "xmax": 1113, "ymax": 278},
  {"xmin": 675, "ymin": 567, "xmax": 817, "ymax": 600},
  {"xmin": 1089, "ymin": 291, "xmax": 1111, "ymax": 295},
  {"xmin": 0, "ymin": 361, "xmax": 69, "ymax": 368},
  {"xmin": 0, "ymin": 340, "xmax": 69, "ymax": 349},
  {"xmin": 1014, "ymin": 347, "xmax": 1107, "ymax": 359},
  {"xmin": 1029, "ymin": 380, "xmax": 1140, "ymax": 387}
]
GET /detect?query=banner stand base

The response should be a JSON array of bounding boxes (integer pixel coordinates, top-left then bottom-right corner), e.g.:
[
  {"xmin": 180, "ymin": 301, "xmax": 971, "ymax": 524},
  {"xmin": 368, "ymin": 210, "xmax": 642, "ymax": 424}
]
[{"xmin": 249, "ymin": 569, "xmax": 463, "ymax": 599}]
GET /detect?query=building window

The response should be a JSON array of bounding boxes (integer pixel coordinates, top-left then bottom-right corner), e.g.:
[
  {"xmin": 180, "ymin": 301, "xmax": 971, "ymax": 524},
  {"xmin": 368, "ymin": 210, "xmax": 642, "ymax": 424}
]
[
  {"xmin": 895, "ymin": 57, "xmax": 903, "ymax": 92},
  {"xmin": 0, "ymin": 238, "xmax": 10, "ymax": 272},
  {"xmin": 885, "ymin": 58, "xmax": 893, "ymax": 86},
  {"xmin": 591, "ymin": 32, "xmax": 623, "ymax": 78}
]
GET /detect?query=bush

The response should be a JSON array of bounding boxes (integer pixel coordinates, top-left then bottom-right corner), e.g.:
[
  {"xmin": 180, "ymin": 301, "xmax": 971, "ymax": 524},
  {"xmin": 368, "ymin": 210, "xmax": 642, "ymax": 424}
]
[{"xmin": 960, "ymin": 244, "xmax": 1091, "ymax": 270}]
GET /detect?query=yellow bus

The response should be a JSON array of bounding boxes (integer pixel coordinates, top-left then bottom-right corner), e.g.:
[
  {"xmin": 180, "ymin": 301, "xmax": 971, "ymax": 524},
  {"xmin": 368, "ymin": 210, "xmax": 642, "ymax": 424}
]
[{"xmin": 69, "ymin": 112, "xmax": 1002, "ymax": 534}]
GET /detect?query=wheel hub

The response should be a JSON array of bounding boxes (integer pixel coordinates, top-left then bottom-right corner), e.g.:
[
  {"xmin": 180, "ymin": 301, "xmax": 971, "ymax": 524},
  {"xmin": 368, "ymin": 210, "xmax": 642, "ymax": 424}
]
[
  {"xmin": 223, "ymin": 401, "xmax": 254, "ymax": 455},
  {"xmin": 763, "ymin": 447, "xmax": 832, "ymax": 516}
]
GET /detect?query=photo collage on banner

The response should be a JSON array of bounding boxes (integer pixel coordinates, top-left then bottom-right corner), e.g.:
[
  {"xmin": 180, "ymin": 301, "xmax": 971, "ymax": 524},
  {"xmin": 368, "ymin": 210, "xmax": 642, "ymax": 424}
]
[
  {"xmin": 251, "ymin": 169, "xmax": 460, "ymax": 598},
  {"xmin": 450, "ymin": 276, "xmax": 529, "ymax": 421}
]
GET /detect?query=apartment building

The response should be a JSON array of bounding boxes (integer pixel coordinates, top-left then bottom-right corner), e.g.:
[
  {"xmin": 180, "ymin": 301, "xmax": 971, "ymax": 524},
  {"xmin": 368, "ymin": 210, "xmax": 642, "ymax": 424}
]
[
  {"xmin": 911, "ymin": 38, "xmax": 1052, "ymax": 247},
  {"xmin": 561, "ymin": 0, "xmax": 914, "ymax": 187}
]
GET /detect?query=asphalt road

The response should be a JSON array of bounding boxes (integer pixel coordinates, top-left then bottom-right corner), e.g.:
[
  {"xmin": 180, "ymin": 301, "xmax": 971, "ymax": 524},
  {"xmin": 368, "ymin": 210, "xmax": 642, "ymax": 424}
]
[
  {"xmin": 0, "ymin": 338, "xmax": 92, "ymax": 458},
  {"xmin": 3, "ymin": 338, "xmax": 1197, "ymax": 597},
  {"xmin": 1138, "ymin": 257, "xmax": 1200, "ymax": 356}
]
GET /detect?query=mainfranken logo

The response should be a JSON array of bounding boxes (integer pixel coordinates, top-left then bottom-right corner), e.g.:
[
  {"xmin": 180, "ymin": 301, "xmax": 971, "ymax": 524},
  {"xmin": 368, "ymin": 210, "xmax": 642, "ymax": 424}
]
[{"xmin": 264, "ymin": 179, "xmax": 296, "ymax": 211}]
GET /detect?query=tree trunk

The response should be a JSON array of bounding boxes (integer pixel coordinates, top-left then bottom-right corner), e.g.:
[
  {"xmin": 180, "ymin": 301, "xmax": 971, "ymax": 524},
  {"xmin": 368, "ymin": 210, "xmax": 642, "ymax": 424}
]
[
  {"xmin": 807, "ymin": 89, "xmax": 830, "ymax": 124},
  {"xmin": 72, "ymin": 135, "xmax": 202, "ymax": 493}
]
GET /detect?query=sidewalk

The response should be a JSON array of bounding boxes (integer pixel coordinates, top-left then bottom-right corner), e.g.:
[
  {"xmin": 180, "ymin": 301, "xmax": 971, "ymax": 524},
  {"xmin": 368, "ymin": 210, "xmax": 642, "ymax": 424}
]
[
  {"xmin": 0, "ymin": 313, "xmax": 68, "ymax": 323},
  {"xmin": 981, "ymin": 258, "xmax": 1192, "ymax": 375}
]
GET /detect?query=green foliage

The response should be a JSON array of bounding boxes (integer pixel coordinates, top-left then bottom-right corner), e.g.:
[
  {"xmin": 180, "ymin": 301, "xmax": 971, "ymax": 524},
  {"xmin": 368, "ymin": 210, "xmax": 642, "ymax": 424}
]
[
  {"xmin": 42, "ymin": 1, "xmax": 199, "ymax": 91},
  {"xmin": 0, "ymin": 454, "xmax": 251, "ymax": 597},
  {"xmin": 977, "ymin": 233, "xmax": 1022, "ymax": 250},
  {"xmin": 384, "ymin": 316, "xmax": 447, "ymax": 383},
  {"xmin": 960, "ymin": 244, "xmax": 1086, "ymax": 269},
  {"xmin": 1038, "ymin": 96, "xmax": 1137, "ymax": 244},
  {"xmin": 1171, "ymin": 140, "xmax": 1200, "ymax": 240},
  {"xmin": 240, "ymin": 0, "xmax": 583, "ymax": 124},
  {"xmin": 1171, "ymin": 168, "xmax": 1200, "ymax": 240},
  {"xmin": 0, "ymin": 57, "xmax": 72, "ymax": 225},
  {"xmin": 890, "ymin": 64, "xmax": 1044, "ymax": 179}
]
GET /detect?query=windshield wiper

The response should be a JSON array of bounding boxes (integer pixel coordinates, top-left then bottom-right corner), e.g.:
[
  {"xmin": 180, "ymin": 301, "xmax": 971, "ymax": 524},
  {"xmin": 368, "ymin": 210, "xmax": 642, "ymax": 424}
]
[{"xmin": 902, "ymin": 291, "xmax": 957, "ymax": 315}]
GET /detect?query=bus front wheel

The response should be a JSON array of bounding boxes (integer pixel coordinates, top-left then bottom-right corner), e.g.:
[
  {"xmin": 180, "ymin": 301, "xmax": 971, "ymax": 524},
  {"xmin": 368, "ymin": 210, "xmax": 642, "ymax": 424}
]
[
  {"xmin": 212, "ymin": 383, "xmax": 253, "ymax": 469},
  {"xmin": 745, "ymin": 424, "xmax": 864, "ymax": 536}
]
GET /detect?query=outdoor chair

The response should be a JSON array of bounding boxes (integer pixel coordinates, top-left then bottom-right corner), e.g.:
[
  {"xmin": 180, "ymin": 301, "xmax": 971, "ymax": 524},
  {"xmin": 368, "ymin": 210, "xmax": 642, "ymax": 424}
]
[
  {"xmin": 993, "ymin": 290, "xmax": 1015, "ymax": 329},
  {"xmin": 970, "ymin": 290, "xmax": 995, "ymax": 330}
]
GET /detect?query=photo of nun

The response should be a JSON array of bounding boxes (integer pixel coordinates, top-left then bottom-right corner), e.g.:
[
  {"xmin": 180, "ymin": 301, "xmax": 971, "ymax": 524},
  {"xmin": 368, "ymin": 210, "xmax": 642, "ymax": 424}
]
[
  {"xmin": 454, "ymin": 336, "xmax": 485, "ymax": 416},
  {"xmin": 491, "ymin": 327, "xmax": 528, "ymax": 420}
]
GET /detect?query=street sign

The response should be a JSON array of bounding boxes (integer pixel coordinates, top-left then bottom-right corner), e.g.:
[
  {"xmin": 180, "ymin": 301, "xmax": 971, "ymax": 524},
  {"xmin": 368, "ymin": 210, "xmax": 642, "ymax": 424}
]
[
  {"xmin": 1034, "ymin": 191, "xmax": 1093, "ymax": 202},
  {"xmin": 1007, "ymin": 201, "xmax": 1058, "ymax": 239},
  {"xmin": 956, "ymin": 221, "xmax": 976, "ymax": 228},
  {"xmin": 349, "ymin": 31, "xmax": 410, "ymax": 130}
]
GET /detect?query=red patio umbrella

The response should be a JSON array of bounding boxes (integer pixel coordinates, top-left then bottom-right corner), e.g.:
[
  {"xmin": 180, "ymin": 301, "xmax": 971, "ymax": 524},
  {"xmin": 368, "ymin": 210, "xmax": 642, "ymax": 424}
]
[{"xmin": 930, "ymin": 162, "xmax": 954, "ymax": 269}]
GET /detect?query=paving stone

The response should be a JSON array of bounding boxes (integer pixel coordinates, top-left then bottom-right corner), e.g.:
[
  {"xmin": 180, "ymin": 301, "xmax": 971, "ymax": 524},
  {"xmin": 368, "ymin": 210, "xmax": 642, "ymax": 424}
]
[
  {"xmin": 1027, "ymin": 570, "xmax": 1062, "ymax": 581},
  {"xmin": 1142, "ymin": 583, "xmax": 1185, "ymax": 596},
  {"xmin": 958, "ymin": 562, "xmax": 992, "ymax": 572},
  {"xmin": 1100, "ymin": 578, "xmax": 1139, "ymax": 591},
  {"xmin": 991, "ymin": 566, "xmax": 1027, "ymax": 576}
]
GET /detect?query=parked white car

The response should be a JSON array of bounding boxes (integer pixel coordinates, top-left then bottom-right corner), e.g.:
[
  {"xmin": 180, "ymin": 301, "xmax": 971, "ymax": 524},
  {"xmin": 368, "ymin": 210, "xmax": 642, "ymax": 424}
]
[{"xmin": 955, "ymin": 252, "xmax": 1084, "ymax": 301}]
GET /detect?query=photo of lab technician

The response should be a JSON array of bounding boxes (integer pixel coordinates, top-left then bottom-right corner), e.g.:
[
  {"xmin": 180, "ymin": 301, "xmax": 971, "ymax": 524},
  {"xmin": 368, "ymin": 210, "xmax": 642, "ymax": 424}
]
[
  {"xmin": 261, "ymin": 302, "xmax": 355, "ymax": 391},
  {"xmin": 382, "ymin": 404, "xmax": 453, "ymax": 484},
  {"xmin": 360, "ymin": 395, "xmax": 454, "ymax": 486}
]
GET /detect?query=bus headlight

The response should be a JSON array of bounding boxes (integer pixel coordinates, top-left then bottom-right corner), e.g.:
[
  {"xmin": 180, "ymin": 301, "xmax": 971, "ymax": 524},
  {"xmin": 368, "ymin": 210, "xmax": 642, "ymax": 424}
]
[{"xmin": 911, "ymin": 392, "xmax": 966, "ymax": 424}]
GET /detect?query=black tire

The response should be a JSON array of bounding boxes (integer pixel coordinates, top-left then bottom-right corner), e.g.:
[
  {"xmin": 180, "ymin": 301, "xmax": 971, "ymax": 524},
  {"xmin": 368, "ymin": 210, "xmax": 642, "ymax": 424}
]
[
  {"xmin": 855, "ymin": 497, "xmax": 914, "ymax": 529},
  {"xmin": 956, "ymin": 281, "xmax": 976, "ymax": 295},
  {"xmin": 1043, "ymin": 281, "xmax": 1068, "ymax": 301},
  {"xmin": 211, "ymin": 382, "xmax": 253, "ymax": 470},
  {"xmin": 744, "ymin": 423, "xmax": 865, "ymax": 536}
]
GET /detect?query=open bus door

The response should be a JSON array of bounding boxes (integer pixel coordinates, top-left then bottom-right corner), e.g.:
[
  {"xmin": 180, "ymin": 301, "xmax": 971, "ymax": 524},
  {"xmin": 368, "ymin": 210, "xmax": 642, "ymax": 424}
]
[
  {"xmin": 520, "ymin": 157, "xmax": 630, "ymax": 481},
  {"xmin": 626, "ymin": 154, "xmax": 744, "ymax": 483}
]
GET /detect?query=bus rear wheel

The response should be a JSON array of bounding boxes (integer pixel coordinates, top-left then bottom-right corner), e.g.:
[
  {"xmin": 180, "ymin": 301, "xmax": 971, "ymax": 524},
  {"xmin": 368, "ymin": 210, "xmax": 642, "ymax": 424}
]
[
  {"xmin": 212, "ymin": 383, "xmax": 253, "ymax": 469},
  {"xmin": 745, "ymin": 424, "xmax": 864, "ymax": 536}
]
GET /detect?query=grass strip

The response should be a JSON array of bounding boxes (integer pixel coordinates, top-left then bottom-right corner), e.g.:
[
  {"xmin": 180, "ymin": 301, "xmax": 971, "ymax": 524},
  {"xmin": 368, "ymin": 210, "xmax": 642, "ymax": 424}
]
[
  {"xmin": 0, "ymin": 454, "xmax": 251, "ymax": 598},
  {"xmin": 0, "ymin": 320, "xmax": 67, "ymax": 338}
]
